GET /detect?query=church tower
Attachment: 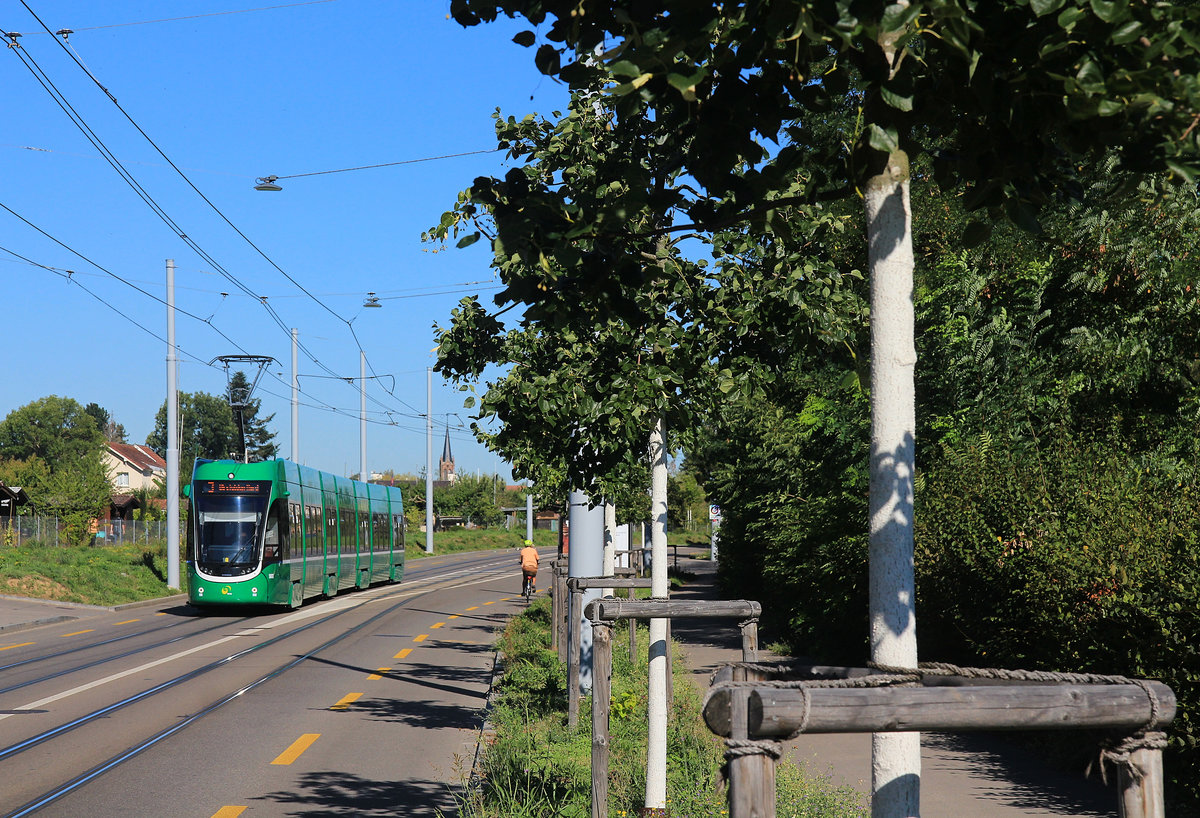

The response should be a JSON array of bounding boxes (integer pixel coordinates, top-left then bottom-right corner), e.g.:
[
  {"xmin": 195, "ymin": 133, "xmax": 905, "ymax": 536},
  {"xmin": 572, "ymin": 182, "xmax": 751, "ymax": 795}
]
[{"xmin": 438, "ymin": 425, "xmax": 456, "ymax": 482}]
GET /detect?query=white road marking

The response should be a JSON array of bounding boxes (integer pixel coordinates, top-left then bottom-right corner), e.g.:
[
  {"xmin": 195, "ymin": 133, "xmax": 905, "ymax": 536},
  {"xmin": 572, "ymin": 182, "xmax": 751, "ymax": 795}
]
[{"xmin": 0, "ymin": 566, "xmax": 513, "ymax": 719}]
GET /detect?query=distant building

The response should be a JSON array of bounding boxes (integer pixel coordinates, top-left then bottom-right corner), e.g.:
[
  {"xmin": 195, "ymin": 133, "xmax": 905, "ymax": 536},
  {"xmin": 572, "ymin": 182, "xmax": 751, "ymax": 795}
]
[
  {"xmin": 103, "ymin": 443, "xmax": 167, "ymax": 492},
  {"xmin": 0, "ymin": 482, "xmax": 29, "ymax": 518},
  {"xmin": 438, "ymin": 426, "xmax": 456, "ymax": 483}
]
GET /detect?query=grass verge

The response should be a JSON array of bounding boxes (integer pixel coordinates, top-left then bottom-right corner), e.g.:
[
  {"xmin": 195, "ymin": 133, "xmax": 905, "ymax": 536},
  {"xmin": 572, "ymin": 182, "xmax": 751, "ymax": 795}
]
[
  {"xmin": 406, "ymin": 528, "xmax": 560, "ymax": 558},
  {"xmin": 452, "ymin": 595, "xmax": 867, "ymax": 817},
  {"xmin": 0, "ymin": 541, "xmax": 182, "ymax": 606}
]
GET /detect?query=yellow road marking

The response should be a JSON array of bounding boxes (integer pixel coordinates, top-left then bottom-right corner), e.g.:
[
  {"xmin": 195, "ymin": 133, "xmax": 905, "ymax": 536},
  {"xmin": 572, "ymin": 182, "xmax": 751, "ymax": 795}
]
[
  {"xmin": 431, "ymin": 622, "xmax": 445, "ymax": 629},
  {"xmin": 483, "ymin": 601, "xmax": 496, "ymax": 605},
  {"xmin": 0, "ymin": 642, "xmax": 34, "ymax": 652},
  {"xmin": 60, "ymin": 630, "xmax": 95, "ymax": 638},
  {"xmin": 413, "ymin": 634, "xmax": 428, "ymax": 642},
  {"xmin": 211, "ymin": 807, "xmax": 247, "ymax": 818},
  {"xmin": 114, "ymin": 619, "xmax": 140, "ymax": 625},
  {"xmin": 330, "ymin": 693, "xmax": 363, "ymax": 710},
  {"xmin": 448, "ymin": 614, "xmax": 460, "ymax": 619},
  {"xmin": 465, "ymin": 606, "xmax": 479, "ymax": 611},
  {"xmin": 368, "ymin": 667, "xmax": 390, "ymax": 680},
  {"xmin": 393, "ymin": 648, "xmax": 412, "ymax": 660},
  {"xmin": 155, "ymin": 612, "xmax": 167, "ymax": 616},
  {"xmin": 271, "ymin": 733, "xmax": 320, "ymax": 765}
]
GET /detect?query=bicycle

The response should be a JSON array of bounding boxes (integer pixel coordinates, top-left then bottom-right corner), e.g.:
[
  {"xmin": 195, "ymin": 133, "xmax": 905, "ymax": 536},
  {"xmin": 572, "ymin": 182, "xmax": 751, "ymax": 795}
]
[{"xmin": 521, "ymin": 572, "xmax": 535, "ymax": 602}]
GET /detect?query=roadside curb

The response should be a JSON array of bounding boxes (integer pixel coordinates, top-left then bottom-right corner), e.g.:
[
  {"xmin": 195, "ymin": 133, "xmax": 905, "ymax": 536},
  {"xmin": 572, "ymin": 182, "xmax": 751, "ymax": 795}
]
[
  {"xmin": 0, "ymin": 615, "xmax": 76, "ymax": 635},
  {"xmin": 470, "ymin": 637, "xmax": 504, "ymax": 791}
]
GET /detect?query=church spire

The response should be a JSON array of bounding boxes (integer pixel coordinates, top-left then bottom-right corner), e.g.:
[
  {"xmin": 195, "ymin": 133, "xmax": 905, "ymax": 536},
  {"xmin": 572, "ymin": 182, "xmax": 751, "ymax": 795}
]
[{"xmin": 439, "ymin": 423, "xmax": 456, "ymax": 482}]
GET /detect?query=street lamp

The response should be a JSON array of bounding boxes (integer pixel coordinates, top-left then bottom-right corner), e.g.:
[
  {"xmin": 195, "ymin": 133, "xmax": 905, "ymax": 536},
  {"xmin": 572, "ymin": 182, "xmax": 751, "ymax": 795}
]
[{"xmin": 254, "ymin": 176, "xmax": 282, "ymax": 191}]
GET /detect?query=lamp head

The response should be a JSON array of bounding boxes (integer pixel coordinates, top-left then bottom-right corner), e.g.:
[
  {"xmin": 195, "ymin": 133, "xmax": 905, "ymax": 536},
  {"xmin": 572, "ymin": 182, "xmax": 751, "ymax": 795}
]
[{"xmin": 254, "ymin": 175, "xmax": 282, "ymax": 191}]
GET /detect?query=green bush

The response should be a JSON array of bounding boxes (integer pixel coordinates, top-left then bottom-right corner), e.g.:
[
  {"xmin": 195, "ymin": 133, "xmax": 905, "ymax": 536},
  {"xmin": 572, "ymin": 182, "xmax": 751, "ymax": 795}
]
[{"xmin": 916, "ymin": 430, "xmax": 1200, "ymax": 810}]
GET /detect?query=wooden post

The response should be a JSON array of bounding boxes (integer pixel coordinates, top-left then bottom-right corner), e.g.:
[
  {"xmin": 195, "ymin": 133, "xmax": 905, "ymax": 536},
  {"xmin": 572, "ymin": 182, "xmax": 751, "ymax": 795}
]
[
  {"xmin": 728, "ymin": 665, "xmax": 775, "ymax": 818},
  {"xmin": 549, "ymin": 559, "xmax": 560, "ymax": 653},
  {"xmin": 1118, "ymin": 746, "xmax": 1166, "ymax": 818},
  {"xmin": 740, "ymin": 618, "xmax": 759, "ymax": 663},
  {"xmin": 591, "ymin": 620, "xmax": 613, "ymax": 818},
  {"xmin": 556, "ymin": 563, "xmax": 569, "ymax": 664},
  {"xmin": 568, "ymin": 585, "xmax": 582, "ymax": 728},
  {"xmin": 630, "ymin": 610, "xmax": 637, "ymax": 664}
]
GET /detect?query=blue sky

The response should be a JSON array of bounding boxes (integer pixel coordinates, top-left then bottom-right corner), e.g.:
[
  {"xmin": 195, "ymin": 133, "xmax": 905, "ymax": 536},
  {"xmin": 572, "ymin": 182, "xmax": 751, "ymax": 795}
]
[{"xmin": 1, "ymin": 1, "xmax": 568, "ymax": 481}]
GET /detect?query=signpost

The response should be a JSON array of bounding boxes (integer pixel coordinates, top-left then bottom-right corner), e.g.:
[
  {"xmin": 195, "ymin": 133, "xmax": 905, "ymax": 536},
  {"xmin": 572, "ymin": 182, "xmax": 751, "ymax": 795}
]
[{"xmin": 709, "ymin": 504, "xmax": 722, "ymax": 561}]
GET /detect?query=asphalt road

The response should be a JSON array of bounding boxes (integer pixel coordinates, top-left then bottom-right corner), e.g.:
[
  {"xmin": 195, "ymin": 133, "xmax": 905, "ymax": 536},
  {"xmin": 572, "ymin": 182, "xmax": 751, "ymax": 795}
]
[{"xmin": 0, "ymin": 549, "xmax": 533, "ymax": 818}]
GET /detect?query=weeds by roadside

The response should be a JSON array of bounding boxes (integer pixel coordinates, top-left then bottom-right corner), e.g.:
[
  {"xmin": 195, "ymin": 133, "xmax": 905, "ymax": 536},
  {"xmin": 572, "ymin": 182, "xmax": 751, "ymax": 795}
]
[
  {"xmin": 0, "ymin": 541, "xmax": 183, "ymax": 605},
  {"xmin": 449, "ymin": 595, "xmax": 866, "ymax": 817}
]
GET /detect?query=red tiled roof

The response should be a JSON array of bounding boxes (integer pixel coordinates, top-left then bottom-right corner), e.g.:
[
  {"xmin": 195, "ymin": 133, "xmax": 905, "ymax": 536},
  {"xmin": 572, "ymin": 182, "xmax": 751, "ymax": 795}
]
[{"xmin": 108, "ymin": 443, "xmax": 167, "ymax": 474}]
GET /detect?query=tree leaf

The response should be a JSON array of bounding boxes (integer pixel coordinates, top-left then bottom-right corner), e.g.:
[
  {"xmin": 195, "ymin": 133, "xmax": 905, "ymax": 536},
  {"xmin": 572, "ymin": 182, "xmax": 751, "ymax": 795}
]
[
  {"xmin": 512, "ymin": 30, "xmax": 536, "ymax": 47},
  {"xmin": 456, "ymin": 232, "xmax": 481, "ymax": 249},
  {"xmin": 962, "ymin": 220, "xmax": 993, "ymax": 248},
  {"xmin": 1030, "ymin": 0, "xmax": 1065, "ymax": 17},
  {"xmin": 880, "ymin": 85, "xmax": 913, "ymax": 112},
  {"xmin": 1088, "ymin": 0, "xmax": 1127, "ymax": 24},
  {"xmin": 534, "ymin": 44, "xmax": 560, "ymax": 75},
  {"xmin": 867, "ymin": 123, "xmax": 900, "ymax": 154}
]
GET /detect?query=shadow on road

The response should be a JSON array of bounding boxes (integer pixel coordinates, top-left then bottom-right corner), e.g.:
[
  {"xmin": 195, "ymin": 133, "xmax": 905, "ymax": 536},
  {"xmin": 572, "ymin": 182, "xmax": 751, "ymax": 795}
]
[{"xmin": 260, "ymin": 771, "xmax": 457, "ymax": 816}]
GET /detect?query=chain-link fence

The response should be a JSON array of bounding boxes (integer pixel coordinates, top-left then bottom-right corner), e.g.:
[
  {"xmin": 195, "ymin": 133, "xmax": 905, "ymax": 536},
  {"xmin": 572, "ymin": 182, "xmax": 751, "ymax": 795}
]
[{"xmin": 2, "ymin": 517, "xmax": 179, "ymax": 547}]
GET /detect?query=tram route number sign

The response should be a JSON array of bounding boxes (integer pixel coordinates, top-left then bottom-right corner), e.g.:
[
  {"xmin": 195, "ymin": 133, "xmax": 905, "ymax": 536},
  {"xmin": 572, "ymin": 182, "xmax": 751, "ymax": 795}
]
[
  {"xmin": 198, "ymin": 480, "xmax": 270, "ymax": 495},
  {"xmin": 709, "ymin": 504, "xmax": 722, "ymax": 523}
]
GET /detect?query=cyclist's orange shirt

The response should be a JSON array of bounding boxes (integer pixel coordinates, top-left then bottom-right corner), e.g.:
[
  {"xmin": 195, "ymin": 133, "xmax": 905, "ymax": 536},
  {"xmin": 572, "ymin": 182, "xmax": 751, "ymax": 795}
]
[{"xmin": 519, "ymin": 546, "xmax": 539, "ymax": 572}]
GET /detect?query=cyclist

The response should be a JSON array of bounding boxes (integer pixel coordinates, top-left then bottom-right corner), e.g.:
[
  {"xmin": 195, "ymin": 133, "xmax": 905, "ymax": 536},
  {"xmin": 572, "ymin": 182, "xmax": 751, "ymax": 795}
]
[{"xmin": 519, "ymin": 539, "xmax": 539, "ymax": 596}]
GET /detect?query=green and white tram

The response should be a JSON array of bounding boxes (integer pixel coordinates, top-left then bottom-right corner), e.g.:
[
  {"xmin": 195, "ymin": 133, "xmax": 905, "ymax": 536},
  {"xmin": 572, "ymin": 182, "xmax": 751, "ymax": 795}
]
[{"xmin": 186, "ymin": 458, "xmax": 405, "ymax": 608}]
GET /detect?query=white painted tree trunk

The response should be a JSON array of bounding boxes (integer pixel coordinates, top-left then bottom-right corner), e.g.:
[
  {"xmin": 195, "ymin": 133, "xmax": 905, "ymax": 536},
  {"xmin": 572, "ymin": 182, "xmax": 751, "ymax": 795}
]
[
  {"xmin": 645, "ymin": 418, "xmax": 669, "ymax": 809},
  {"xmin": 865, "ymin": 148, "xmax": 920, "ymax": 818}
]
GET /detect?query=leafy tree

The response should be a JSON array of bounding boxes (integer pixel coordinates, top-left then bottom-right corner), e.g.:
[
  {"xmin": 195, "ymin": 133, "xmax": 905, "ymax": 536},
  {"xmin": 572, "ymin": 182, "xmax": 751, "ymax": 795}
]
[
  {"xmin": 0, "ymin": 396, "xmax": 104, "ymax": 464},
  {"xmin": 147, "ymin": 392, "xmax": 238, "ymax": 490},
  {"xmin": 0, "ymin": 452, "xmax": 110, "ymax": 545},
  {"xmin": 83, "ymin": 402, "xmax": 127, "ymax": 444},
  {"xmin": 665, "ymin": 471, "xmax": 706, "ymax": 533},
  {"xmin": 447, "ymin": 3, "xmax": 1200, "ymax": 808},
  {"xmin": 435, "ymin": 473, "xmax": 507, "ymax": 528},
  {"xmin": 226, "ymin": 370, "xmax": 278, "ymax": 462}
]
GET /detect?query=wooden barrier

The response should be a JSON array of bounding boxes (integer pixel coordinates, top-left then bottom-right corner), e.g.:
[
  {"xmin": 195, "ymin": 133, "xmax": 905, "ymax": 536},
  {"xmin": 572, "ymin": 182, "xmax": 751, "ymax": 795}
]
[
  {"xmin": 703, "ymin": 668, "xmax": 1175, "ymax": 818},
  {"xmin": 583, "ymin": 597, "xmax": 763, "ymax": 818},
  {"xmin": 566, "ymin": 576, "xmax": 653, "ymax": 727}
]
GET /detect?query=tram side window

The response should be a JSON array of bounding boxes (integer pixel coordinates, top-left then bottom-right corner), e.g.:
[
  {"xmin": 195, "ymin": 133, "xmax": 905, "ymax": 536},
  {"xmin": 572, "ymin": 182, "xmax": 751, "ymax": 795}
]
[
  {"xmin": 393, "ymin": 515, "xmax": 404, "ymax": 550},
  {"xmin": 360, "ymin": 513, "xmax": 370, "ymax": 552},
  {"xmin": 289, "ymin": 503, "xmax": 301, "ymax": 557},
  {"xmin": 185, "ymin": 504, "xmax": 196, "ymax": 561},
  {"xmin": 264, "ymin": 499, "xmax": 287, "ymax": 563},
  {"xmin": 339, "ymin": 504, "xmax": 355, "ymax": 552},
  {"xmin": 326, "ymin": 504, "xmax": 339, "ymax": 554},
  {"xmin": 373, "ymin": 513, "xmax": 389, "ymax": 552},
  {"xmin": 306, "ymin": 505, "xmax": 323, "ymax": 557}
]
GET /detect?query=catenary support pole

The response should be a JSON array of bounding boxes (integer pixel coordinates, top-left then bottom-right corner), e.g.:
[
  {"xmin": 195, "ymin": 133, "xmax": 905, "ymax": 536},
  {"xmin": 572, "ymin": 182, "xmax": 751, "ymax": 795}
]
[
  {"xmin": 360, "ymin": 351, "xmax": 367, "ymax": 483},
  {"xmin": 568, "ymin": 488, "xmax": 604, "ymax": 708},
  {"xmin": 526, "ymin": 483, "xmax": 534, "ymax": 542},
  {"xmin": 165, "ymin": 259, "xmax": 180, "ymax": 591},
  {"xmin": 291, "ymin": 328, "xmax": 299, "ymax": 462},
  {"xmin": 425, "ymin": 367, "xmax": 434, "ymax": 554}
]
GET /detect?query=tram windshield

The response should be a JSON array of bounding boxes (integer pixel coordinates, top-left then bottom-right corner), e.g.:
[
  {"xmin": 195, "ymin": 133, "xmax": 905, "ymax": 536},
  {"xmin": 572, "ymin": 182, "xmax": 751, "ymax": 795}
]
[{"xmin": 193, "ymin": 481, "xmax": 270, "ymax": 576}]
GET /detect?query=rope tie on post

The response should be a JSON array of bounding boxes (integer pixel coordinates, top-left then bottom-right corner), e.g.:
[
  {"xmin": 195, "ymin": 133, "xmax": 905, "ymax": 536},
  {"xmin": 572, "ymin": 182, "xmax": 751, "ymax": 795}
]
[{"xmin": 724, "ymin": 738, "xmax": 783, "ymax": 761}]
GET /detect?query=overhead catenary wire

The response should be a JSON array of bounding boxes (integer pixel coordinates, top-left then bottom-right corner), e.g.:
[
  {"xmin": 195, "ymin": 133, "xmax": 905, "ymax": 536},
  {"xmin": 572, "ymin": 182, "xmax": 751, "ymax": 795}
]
[
  {"xmin": 3, "ymin": 26, "xmax": 420, "ymax": 423},
  {"xmin": 1, "ymin": 239, "xmax": 445, "ymax": 437},
  {"xmin": 10, "ymin": 8, "xmax": 486, "ymax": 423}
]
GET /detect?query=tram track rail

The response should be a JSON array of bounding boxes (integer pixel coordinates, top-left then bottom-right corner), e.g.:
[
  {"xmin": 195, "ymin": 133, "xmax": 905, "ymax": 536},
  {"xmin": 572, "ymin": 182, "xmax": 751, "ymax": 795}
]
[{"xmin": 0, "ymin": 554, "xmax": 517, "ymax": 817}]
